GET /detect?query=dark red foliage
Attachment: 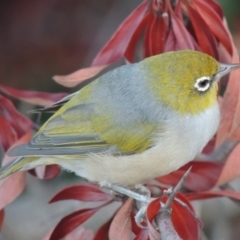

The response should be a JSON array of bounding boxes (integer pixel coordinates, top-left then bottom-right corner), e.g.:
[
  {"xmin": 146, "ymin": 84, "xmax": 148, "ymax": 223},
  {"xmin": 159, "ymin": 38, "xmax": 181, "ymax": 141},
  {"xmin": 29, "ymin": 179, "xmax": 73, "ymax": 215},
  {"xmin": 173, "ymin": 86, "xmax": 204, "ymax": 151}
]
[
  {"xmin": 0, "ymin": 210, "xmax": 4, "ymax": 231},
  {"xmin": 131, "ymin": 212, "xmax": 141, "ymax": 236},
  {"xmin": 146, "ymin": 194, "xmax": 199, "ymax": 240},
  {"xmin": 187, "ymin": 5, "xmax": 219, "ymax": 57},
  {"xmin": 157, "ymin": 161, "xmax": 224, "ymax": 192},
  {"xmin": 0, "ymin": 115, "xmax": 17, "ymax": 152},
  {"xmin": 49, "ymin": 201, "xmax": 112, "ymax": 240},
  {"xmin": 0, "ymin": 85, "xmax": 67, "ymax": 107},
  {"xmin": 93, "ymin": 218, "xmax": 112, "ymax": 240},
  {"xmin": 1, "ymin": 0, "xmax": 240, "ymax": 239},
  {"xmin": 193, "ymin": 0, "xmax": 232, "ymax": 55},
  {"xmin": 91, "ymin": 0, "xmax": 232, "ymax": 67},
  {"xmin": 91, "ymin": 0, "xmax": 149, "ymax": 66},
  {"xmin": 28, "ymin": 165, "xmax": 61, "ymax": 180},
  {"xmin": 134, "ymin": 229, "xmax": 149, "ymax": 240},
  {"xmin": 186, "ymin": 190, "xmax": 240, "ymax": 201},
  {"xmin": 50, "ymin": 184, "xmax": 112, "ymax": 203},
  {"xmin": 171, "ymin": 194, "xmax": 199, "ymax": 239},
  {"xmin": 0, "ymin": 84, "xmax": 67, "ymax": 182},
  {"xmin": 0, "ymin": 95, "xmax": 32, "ymax": 151},
  {"xmin": 109, "ymin": 198, "xmax": 133, "ymax": 240}
]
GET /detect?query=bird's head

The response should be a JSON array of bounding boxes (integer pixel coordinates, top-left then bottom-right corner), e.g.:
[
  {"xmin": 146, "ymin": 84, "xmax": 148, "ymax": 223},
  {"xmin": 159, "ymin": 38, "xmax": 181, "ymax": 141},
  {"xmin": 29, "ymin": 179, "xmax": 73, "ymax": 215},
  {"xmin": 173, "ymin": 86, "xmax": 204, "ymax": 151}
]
[{"xmin": 143, "ymin": 50, "xmax": 240, "ymax": 115}]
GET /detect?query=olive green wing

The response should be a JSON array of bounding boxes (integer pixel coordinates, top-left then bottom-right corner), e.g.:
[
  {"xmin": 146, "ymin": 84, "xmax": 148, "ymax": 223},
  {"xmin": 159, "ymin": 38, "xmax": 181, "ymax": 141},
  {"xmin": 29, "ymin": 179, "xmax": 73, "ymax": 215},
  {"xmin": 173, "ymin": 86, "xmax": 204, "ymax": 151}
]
[
  {"xmin": 8, "ymin": 91, "xmax": 156, "ymax": 158},
  {"xmin": 9, "ymin": 61, "xmax": 161, "ymax": 158}
]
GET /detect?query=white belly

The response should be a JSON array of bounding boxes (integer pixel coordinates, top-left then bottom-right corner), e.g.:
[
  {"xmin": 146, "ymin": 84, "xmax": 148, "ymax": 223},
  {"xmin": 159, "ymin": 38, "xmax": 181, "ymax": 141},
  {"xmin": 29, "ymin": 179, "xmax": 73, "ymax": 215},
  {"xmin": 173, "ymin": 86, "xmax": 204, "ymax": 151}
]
[{"xmin": 61, "ymin": 103, "xmax": 220, "ymax": 186}]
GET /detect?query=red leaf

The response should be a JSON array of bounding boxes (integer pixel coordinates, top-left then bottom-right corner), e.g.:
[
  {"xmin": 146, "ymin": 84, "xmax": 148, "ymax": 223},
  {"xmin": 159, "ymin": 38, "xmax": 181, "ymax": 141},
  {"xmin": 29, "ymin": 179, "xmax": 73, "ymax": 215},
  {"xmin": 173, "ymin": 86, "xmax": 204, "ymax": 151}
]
[
  {"xmin": 186, "ymin": 189, "xmax": 240, "ymax": 201},
  {"xmin": 146, "ymin": 198, "xmax": 161, "ymax": 221},
  {"xmin": 53, "ymin": 65, "xmax": 107, "ymax": 88},
  {"xmin": 167, "ymin": 1, "xmax": 198, "ymax": 51},
  {"xmin": 146, "ymin": 195, "xmax": 199, "ymax": 240},
  {"xmin": 93, "ymin": 218, "xmax": 112, "ymax": 240},
  {"xmin": 0, "ymin": 95, "xmax": 32, "ymax": 142},
  {"xmin": 64, "ymin": 227, "xmax": 94, "ymax": 240},
  {"xmin": 157, "ymin": 161, "xmax": 224, "ymax": 192},
  {"xmin": 5, "ymin": 130, "xmax": 32, "ymax": 150},
  {"xmin": 124, "ymin": 12, "xmax": 151, "ymax": 63},
  {"xmin": 171, "ymin": 194, "xmax": 199, "ymax": 240},
  {"xmin": 218, "ymin": 43, "xmax": 232, "ymax": 67},
  {"xmin": 146, "ymin": 198, "xmax": 161, "ymax": 240},
  {"xmin": 43, "ymin": 226, "xmax": 94, "ymax": 240},
  {"xmin": 187, "ymin": 5, "xmax": 218, "ymax": 58},
  {"xmin": 151, "ymin": 13, "xmax": 168, "ymax": 55},
  {"xmin": 0, "ymin": 210, "xmax": 4, "ymax": 230},
  {"xmin": 216, "ymin": 142, "xmax": 240, "ymax": 186},
  {"xmin": 50, "ymin": 184, "xmax": 112, "ymax": 203},
  {"xmin": 40, "ymin": 165, "xmax": 60, "ymax": 179},
  {"xmin": 29, "ymin": 165, "xmax": 60, "ymax": 180},
  {"xmin": 134, "ymin": 229, "xmax": 149, "ymax": 240},
  {"xmin": 206, "ymin": 0, "xmax": 224, "ymax": 19},
  {"xmin": 0, "ymin": 85, "xmax": 66, "ymax": 106},
  {"xmin": 92, "ymin": 0, "xmax": 149, "ymax": 66},
  {"xmin": 0, "ymin": 132, "xmax": 30, "ymax": 210},
  {"xmin": 193, "ymin": 0, "xmax": 232, "ymax": 55},
  {"xmin": 144, "ymin": 12, "xmax": 155, "ymax": 58},
  {"xmin": 164, "ymin": 27, "xmax": 176, "ymax": 52},
  {"xmin": 0, "ymin": 115, "xmax": 17, "ymax": 151},
  {"xmin": 131, "ymin": 212, "xmax": 141, "ymax": 235},
  {"xmin": 144, "ymin": 9, "xmax": 168, "ymax": 58},
  {"xmin": 202, "ymin": 138, "xmax": 216, "ymax": 154},
  {"xmin": 50, "ymin": 202, "xmax": 111, "ymax": 240},
  {"xmin": 216, "ymin": 43, "xmax": 240, "ymax": 146},
  {"xmin": 109, "ymin": 198, "xmax": 133, "ymax": 240}
]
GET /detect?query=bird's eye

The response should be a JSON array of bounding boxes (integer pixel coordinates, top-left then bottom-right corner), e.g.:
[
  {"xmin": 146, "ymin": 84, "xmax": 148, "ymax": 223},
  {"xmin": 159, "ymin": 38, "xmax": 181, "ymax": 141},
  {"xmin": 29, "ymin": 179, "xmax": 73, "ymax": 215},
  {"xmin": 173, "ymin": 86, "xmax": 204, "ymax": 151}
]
[{"xmin": 194, "ymin": 76, "xmax": 211, "ymax": 92}]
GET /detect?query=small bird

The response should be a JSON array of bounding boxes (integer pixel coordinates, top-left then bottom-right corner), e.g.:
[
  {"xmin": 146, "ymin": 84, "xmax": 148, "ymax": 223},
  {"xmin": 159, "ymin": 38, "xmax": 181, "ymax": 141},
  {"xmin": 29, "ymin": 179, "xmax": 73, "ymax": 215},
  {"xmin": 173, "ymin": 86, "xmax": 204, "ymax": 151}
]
[{"xmin": 1, "ymin": 50, "xmax": 240, "ymax": 188}]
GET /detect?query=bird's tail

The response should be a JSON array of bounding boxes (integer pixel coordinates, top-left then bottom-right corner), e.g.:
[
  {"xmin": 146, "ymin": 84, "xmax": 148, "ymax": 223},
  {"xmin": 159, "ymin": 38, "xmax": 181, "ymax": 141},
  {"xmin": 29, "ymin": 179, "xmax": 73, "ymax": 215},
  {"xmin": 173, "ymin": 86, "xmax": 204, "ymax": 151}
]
[{"xmin": 0, "ymin": 156, "xmax": 39, "ymax": 180}]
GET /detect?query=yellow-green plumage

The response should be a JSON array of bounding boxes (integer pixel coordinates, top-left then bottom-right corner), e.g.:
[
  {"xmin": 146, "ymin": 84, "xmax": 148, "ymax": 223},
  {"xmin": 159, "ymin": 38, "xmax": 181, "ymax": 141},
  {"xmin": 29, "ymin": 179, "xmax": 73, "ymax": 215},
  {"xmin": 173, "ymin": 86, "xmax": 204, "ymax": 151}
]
[
  {"xmin": 1, "ymin": 50, "xmax": 239, "ymax": 186},
  {"xmin": 144, "ymin": 51, "xmax": 219, "ymax": 114}
]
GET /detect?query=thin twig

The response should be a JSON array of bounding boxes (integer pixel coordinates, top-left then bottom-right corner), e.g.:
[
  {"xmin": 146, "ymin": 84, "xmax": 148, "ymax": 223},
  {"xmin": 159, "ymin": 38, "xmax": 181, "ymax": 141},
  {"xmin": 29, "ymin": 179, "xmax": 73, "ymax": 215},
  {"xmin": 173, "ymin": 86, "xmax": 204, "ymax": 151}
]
[
  {"xmin": 154, "ymin": 167, "xmax": 192, "ymax": 240},
  {"xmin": 163, "ymin": 167, "xmax": 192, "ymax": 210},
  {"xmin": 174, "ymin": 198, "xmax": 203, "ymax": 227}
]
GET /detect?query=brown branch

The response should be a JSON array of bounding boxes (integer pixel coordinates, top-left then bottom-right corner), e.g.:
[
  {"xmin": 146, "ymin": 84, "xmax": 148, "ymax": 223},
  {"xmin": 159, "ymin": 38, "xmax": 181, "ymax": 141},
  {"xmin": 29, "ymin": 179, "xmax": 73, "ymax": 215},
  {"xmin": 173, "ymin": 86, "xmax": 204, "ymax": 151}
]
[
  {"xmin": 156, "ymin": 210, "xmax": 182, "ymax": 240},
  {"xmin": 155, "ymin": 167, "xmax": 192, "ymax": 240}
]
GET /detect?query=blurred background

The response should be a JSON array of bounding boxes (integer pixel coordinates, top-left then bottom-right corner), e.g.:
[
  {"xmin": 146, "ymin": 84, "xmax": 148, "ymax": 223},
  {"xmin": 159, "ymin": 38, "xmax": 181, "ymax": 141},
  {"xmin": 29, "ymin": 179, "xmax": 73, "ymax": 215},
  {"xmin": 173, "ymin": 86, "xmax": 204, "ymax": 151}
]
[{"xmin": 0, "ymin": 0, "xmax": 240, "ymax": 239}]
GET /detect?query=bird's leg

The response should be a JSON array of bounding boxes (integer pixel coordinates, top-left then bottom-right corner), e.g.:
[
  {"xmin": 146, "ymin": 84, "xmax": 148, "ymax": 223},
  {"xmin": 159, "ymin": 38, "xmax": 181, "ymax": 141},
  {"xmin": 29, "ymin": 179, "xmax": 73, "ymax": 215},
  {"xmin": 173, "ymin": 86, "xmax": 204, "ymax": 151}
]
[
  {"xmin": 102, "ymin": 182, "xmax": 150, "ymax": 203},
  {"xmin": 133, "ymin": 184, "xmax": 154, "ymax": 227},
  {"xmin": 101, "ymin": 182, "xmax": 153, "ymax": 227},
  {"xmin": 134, "ymin": 184, "xmax": 151, "ymax": 198},
  {"xmin": 134, "ymin": 204, "xmax": 148, "ymax": 228}
]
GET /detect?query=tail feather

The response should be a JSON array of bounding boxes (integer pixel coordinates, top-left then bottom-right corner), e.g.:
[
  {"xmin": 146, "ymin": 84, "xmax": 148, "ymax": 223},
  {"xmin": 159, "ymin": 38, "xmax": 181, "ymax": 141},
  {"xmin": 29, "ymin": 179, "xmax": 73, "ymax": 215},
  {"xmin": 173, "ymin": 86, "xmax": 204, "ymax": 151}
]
[{"xmin": 0, "ymin": 157, "xmax": 39, "ymax": 180}]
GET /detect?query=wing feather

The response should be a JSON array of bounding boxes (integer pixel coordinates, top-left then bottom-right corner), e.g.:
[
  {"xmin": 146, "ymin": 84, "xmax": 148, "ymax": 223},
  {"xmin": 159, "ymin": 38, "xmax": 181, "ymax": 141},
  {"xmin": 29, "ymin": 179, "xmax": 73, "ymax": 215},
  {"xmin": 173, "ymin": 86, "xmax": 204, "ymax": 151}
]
[{"xmin": 9, "ymin": 64, "xmax": 159, "ymax": 158}]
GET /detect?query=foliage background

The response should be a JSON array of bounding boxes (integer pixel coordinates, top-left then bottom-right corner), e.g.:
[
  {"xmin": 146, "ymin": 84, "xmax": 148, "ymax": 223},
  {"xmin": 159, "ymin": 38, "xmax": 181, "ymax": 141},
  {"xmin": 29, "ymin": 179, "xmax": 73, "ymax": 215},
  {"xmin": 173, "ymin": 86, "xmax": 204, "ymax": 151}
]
[{"xmin": 1, "ymin": 0, "xmax": 240, "ymax": 239}]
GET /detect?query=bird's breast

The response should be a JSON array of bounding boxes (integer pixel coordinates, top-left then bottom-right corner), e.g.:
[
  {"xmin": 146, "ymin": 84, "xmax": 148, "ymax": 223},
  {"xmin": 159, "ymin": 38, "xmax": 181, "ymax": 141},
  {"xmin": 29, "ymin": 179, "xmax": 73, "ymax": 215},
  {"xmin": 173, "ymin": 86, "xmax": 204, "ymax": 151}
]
[{"xmin": 62, "ymin": 102, "xmax": 220, "ymax": 186}]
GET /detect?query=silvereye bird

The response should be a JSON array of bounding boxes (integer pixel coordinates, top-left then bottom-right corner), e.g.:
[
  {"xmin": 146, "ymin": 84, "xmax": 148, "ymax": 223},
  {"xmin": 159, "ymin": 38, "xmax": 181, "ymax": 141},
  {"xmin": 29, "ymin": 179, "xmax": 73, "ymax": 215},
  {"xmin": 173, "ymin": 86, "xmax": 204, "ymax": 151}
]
[{"xmin": 1, "ymin": 50, "xmax": 240, "ymax": 187}]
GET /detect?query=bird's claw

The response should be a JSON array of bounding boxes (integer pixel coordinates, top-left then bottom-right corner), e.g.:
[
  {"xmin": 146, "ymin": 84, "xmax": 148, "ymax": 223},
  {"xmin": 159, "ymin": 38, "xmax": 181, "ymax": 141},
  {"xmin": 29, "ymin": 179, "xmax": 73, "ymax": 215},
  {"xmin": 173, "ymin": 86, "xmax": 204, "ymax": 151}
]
[
  {"xmin": 101, "ymin": 183, "xmax": 152, "ymax": 228},
  {"xmin": 135, "ymin": 204, "xmax": 148, "ymax": 228}
]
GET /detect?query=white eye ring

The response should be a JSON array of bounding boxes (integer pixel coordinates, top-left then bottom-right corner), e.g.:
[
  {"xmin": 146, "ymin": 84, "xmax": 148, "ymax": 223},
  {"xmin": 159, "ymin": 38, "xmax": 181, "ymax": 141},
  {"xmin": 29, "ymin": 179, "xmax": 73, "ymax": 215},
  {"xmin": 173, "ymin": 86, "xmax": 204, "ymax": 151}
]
[{"xmin": 194, "ymin": 76, "xmax": 211, "ymax": 92}]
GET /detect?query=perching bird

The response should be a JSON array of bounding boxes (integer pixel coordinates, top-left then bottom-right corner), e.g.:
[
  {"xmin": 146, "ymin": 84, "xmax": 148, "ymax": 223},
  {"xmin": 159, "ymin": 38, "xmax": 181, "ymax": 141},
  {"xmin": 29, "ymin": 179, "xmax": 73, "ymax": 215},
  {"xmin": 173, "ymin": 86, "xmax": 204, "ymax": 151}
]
[{"xmin": 1, "ymin": 50, "xmax": 240, "ymax": 187}]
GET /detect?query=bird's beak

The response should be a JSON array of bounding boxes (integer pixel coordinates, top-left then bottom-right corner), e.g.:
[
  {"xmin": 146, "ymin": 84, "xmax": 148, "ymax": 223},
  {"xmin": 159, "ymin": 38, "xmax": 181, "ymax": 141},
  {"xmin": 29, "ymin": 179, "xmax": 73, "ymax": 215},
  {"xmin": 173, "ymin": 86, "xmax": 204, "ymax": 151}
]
[{"xmin": 214, "ymin": 63, "xmax": 240, "ymax": 81}]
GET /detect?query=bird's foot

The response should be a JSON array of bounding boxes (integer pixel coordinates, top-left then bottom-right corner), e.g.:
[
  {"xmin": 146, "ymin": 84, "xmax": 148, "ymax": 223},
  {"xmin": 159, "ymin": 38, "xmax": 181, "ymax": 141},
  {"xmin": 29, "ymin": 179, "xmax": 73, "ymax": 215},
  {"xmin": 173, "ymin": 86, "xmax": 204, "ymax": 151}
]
[
  {"xmin": 134, "ymin": 184, "xmax": 151, "ymax": 199},
  {"xmin": 101, "ymin": 182, "xmax": 152, "ymax": 228},
  {"xmin": 135, "ymin": 204, "xmax": 148, "ymax": 228},
  {"xmin": 101, "ymin": 182, "xmax": 151, "ymax": 203}
]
